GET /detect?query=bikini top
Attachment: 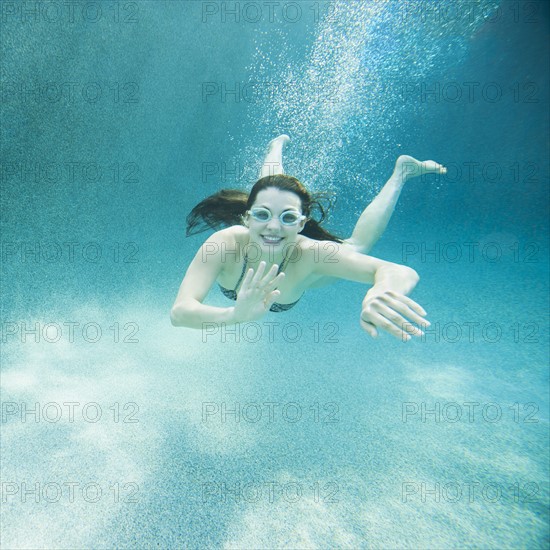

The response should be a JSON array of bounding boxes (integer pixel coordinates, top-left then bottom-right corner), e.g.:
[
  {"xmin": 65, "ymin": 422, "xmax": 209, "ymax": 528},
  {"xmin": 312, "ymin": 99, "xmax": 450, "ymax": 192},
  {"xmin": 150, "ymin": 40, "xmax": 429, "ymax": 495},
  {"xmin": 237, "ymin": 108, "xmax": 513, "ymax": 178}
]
[{"xmin": 218, "ymin": 251, "xmax": 302, "ymax": 312}]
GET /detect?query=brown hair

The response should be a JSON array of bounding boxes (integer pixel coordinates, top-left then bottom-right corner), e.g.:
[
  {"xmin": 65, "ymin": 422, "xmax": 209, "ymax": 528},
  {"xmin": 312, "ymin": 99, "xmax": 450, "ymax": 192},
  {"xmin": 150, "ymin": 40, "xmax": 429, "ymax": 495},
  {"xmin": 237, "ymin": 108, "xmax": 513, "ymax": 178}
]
[{"xmin": 186, "ymin": 175, "xmax": 344, "ymax": 243}]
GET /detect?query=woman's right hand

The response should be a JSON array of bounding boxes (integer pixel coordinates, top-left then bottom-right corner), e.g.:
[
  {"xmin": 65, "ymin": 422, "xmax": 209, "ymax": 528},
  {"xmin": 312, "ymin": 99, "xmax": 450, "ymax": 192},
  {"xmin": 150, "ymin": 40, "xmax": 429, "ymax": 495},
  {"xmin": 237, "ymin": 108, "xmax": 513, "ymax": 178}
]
[{"xmin": 233, "ymin": 261, "xmax": 285, "ymax": 322}]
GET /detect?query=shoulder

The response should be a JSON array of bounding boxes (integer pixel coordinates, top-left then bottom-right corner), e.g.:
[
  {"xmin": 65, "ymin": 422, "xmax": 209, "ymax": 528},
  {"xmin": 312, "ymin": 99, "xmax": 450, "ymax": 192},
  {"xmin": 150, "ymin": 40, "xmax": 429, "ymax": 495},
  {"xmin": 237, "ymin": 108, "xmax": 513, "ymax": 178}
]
[
  {"xmin": 295, "ymin": 235, "xmax": 385, "ymax": 281},
  {"xmin": 202, "ymin": 225, "xmax": 248, "ymax": 246},
  {"xmin": 228, "ymin": 224, "xmax": 249, "ymax": 244},
  {"xmin": 195, "ymin": 225, "xmax": 248, "ymax": 267},
  {"xmin": 295, "ymin": 235, "xmax": 346, "ymax": 261},
  {"xmin": 283, "ymin": 236, "xmax": 346, "ymax": 284}
]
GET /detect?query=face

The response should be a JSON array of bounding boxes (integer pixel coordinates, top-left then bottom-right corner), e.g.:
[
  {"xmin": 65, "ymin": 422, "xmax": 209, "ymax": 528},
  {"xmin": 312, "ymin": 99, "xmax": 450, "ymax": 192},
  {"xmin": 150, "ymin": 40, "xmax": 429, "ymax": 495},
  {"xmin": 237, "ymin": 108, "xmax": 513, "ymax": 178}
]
[{"xmin": 245, "ymin": 188, "xmax": 306, "ymax": 249}]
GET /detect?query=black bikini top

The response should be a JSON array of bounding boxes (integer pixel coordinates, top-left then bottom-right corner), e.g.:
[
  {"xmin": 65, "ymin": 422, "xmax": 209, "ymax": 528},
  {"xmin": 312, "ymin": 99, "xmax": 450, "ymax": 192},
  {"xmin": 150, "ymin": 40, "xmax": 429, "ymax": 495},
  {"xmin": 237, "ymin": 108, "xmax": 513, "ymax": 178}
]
[{"xmin": 218, "ymin": 251, "xmax": 301, "ymax": 312}]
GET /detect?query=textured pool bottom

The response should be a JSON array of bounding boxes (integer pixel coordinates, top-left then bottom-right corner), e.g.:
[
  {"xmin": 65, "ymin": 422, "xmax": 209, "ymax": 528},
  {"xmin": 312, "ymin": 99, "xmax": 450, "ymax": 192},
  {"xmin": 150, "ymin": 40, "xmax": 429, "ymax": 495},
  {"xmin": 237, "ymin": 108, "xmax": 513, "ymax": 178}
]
[{"xmin": 1, "ymin": 263, "xmax": 548, "ymax": 549}]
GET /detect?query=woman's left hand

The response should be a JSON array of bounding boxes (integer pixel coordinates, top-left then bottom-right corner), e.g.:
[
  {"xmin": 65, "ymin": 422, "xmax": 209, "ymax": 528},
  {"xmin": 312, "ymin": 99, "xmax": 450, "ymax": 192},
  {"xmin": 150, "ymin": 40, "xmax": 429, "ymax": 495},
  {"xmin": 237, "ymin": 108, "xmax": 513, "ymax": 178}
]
[
  {"xmin": 360, "ymin": 290, "xmax": 429, "ymax": 341},
  {"xmin": 233, "ymin": 261, "xmax": 285, "ymax": 322}
]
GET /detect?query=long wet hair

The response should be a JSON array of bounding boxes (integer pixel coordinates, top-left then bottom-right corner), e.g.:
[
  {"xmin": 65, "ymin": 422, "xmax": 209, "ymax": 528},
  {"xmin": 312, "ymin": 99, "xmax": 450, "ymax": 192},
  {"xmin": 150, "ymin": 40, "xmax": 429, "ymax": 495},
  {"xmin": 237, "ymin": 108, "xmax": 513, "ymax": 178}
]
[{"xmin": 186, "ymin": 175, "xmax": 344, "ymax": 243}]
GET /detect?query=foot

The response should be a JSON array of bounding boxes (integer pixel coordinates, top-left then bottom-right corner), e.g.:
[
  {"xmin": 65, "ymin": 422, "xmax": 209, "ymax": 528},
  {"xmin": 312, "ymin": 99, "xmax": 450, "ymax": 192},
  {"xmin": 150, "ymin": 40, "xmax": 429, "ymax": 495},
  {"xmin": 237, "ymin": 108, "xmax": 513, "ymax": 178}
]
[
  {"xmin": 260, "ymin": 135, "xmax": 291, "ymax": 178},
  {"xmin": 394, "ymin": 155, "xmax": 446, "ymax": 182},
  {"xmin": 267, "ymin": 134, "xmax": 290, "ymax": 153}
]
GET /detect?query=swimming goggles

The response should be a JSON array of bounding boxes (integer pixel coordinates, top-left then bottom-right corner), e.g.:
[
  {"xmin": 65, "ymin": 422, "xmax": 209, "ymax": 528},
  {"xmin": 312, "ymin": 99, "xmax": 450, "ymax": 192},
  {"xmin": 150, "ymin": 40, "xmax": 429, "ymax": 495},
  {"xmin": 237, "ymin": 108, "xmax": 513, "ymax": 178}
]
[{"xmin": 247, "ymin": 207, "xmax": 306, "ymax": 226}]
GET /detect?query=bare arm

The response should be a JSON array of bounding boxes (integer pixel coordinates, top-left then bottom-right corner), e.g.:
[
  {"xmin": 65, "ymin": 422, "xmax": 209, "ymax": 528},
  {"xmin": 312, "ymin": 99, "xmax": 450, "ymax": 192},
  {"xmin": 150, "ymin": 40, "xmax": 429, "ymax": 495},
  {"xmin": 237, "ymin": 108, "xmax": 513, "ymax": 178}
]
[
  {"xmin": 170, "ymin": 230, "xmax": 238, "ymax": 329},
  {"xmin": 170, "ymin": 229, "xmax": 284, "ymax": 329},
  {"xmin": 309, "ymin": 242, "xmax": 428, "ymax": 340},
  {"xmin": 309, "ymin": 241, "xmax": 417, "ymax": 287}
]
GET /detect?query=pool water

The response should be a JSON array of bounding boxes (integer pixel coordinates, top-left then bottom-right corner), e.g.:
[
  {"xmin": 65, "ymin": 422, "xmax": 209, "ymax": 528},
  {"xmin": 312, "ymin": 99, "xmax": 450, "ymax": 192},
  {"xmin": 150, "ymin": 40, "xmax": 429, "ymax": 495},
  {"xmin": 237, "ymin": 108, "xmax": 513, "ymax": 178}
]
[{"xmin": 1, "ymin": 1, "xmax": 548, "ymax": 548}]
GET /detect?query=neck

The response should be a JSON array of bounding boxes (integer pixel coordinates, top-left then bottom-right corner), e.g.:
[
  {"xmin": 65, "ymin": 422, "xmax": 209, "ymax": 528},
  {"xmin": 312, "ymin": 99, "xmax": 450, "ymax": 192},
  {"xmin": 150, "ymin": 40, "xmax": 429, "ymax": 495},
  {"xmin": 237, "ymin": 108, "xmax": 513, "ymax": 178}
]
[
  {"xmin": 245, "ymin": 238, "xmax": 289, "ymax": 269},
  {"xmin": 248, "ymin": 248, "xmax": 287, "ymax": 267}
]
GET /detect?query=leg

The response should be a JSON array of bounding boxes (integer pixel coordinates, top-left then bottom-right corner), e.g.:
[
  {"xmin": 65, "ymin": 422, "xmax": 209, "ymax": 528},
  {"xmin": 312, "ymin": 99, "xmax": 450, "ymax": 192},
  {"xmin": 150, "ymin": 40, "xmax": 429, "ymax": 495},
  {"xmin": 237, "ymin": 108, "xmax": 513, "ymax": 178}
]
[
  {"xmin": 258, "ymin": 134, "xmax": 290, "ymax": 179},
  {"xmin": 308, "ymin": 155, "xmax": 446, "ymax": 289},
  {"xmin": 344, "ymin": 155, "xmax": 446, "ymax": 254}
]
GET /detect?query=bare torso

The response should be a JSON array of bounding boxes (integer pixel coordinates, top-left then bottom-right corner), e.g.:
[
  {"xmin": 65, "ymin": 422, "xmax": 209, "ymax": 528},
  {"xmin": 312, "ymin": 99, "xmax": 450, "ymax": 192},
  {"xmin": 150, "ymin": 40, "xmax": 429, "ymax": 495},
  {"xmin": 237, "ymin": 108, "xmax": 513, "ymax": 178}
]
[{"xmin": 215, "ymin": 226, "xmax": 326, "ymax": 304}]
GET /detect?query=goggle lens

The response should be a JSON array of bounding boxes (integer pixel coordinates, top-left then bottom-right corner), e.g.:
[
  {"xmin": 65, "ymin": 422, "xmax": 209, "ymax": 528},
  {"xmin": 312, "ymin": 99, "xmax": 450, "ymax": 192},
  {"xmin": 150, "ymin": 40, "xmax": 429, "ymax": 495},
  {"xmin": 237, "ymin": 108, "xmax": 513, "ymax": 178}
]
[
  {"xmin": 281, "ymin": 211, "xmax": 300, "ymax": 224},
  {"xmin": 251, "ymin": 208, "xmax": 270, "ymax": 222},
  {"xmin": 249, "ymin": 208, "xmax": 303, "ymax": 226}
]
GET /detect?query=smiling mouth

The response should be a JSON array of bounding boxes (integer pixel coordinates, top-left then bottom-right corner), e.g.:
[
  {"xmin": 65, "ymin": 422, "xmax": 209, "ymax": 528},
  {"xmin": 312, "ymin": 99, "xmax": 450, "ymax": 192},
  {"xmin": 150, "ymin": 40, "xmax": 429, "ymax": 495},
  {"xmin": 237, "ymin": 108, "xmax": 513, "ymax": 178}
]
[{"xmin": 261, "ymin": 235, "xmax": 283, "ymax": 244}]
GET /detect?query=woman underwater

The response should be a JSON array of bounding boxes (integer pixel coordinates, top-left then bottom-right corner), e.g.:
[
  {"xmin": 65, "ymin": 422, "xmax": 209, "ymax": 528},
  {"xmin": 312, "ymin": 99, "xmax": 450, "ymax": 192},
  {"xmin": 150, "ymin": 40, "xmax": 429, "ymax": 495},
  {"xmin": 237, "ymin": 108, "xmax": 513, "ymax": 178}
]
[{"xmin": 171, "ymin": 135, "xmax": 446, "ymax": 340}]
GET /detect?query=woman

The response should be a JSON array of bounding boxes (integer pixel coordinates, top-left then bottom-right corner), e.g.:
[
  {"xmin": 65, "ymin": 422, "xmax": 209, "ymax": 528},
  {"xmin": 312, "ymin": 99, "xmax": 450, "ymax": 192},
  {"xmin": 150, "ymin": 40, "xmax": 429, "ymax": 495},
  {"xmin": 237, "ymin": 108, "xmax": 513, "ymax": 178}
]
[{"xmin": 171, "ymin": 135, "xmax": 446, "ymax": 340}]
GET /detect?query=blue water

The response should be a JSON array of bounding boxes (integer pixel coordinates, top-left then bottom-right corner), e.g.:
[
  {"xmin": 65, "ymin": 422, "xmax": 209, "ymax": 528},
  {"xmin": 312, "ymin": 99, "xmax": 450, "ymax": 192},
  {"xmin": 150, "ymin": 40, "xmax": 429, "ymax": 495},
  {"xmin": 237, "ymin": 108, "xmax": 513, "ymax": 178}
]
[{"xmin": 1, "ymin": 1, "xmax": 548, "ymax": 548}]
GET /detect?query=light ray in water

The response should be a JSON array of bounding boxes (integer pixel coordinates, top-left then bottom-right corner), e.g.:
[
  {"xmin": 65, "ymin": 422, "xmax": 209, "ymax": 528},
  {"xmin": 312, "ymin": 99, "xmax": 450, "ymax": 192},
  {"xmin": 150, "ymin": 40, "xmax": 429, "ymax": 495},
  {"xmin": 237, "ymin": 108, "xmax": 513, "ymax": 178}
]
[{"xmin": 238, "ymin": 0, "xmax": 501, "ymax": 200}]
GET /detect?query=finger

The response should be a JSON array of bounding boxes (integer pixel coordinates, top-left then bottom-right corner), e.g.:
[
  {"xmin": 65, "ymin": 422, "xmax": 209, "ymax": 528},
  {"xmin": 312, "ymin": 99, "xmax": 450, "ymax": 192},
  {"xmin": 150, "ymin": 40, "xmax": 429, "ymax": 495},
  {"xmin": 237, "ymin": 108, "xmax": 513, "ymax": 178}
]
[
  {"xmin": 367, "ymin": 312, "xmax": 403, "ymax": 338},
  {"xmin": 239, "ymin": 267, "xmax": 255, "ymax": 290},
  {"xmin": 251, "ymin": 261, "xmax": 267, "ymax": 286},
  {"xmin": 359, "ymin": 318, "xmax": 378, "ymax": 338},
  {"xmin": 379, "ymin": 293, "xmax": 429, "ymax": 325},
  {"xmin": 364, "ymin": 296, "xmax": 415, "ymax": 327},
  {"xmin": 260, "ymin": 263, "xmax": 280, "ymax": 286},
  {"xmin": 263, "ymin": 271, "xmax": 285, "ymax": 291},
  {"xmin": 383, "ymin": 292, "xmax": 427, "ymax": 317},
  {"xmin": 375, "ymin": 302, "xmax": 426, "ymax": 337},
  {"xmin": 362, "ymin": 308, "xmax": 415, "ymax": 340},
  {"xmin": 386, "ymin": 305, "xmax": 430, "ymax": 336},
  {"xmin": 264, "ymin": 289, "xmax": 281, "ymax": 308}
]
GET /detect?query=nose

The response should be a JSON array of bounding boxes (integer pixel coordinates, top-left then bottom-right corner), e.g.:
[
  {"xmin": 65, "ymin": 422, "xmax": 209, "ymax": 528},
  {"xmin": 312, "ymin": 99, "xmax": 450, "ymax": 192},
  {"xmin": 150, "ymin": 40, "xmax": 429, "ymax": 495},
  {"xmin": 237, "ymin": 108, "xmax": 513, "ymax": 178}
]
[{"xmin": 265, "ymin": 217, "xmax": 282, "ymax": 231}]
